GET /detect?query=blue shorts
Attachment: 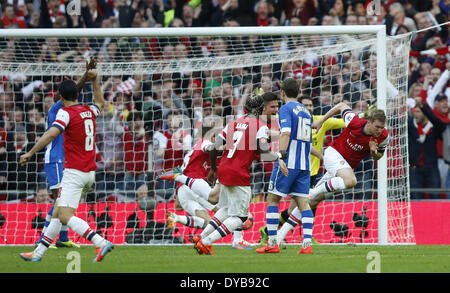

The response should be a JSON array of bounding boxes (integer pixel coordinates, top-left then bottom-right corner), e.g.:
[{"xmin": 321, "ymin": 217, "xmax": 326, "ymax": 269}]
[
  {"xmin": 44, "ymin": 162, "xmax": 64, "ymax": 190},
  {"xmin": 268, "ymin": 166, "xmax": 311, "ymax": 198}
]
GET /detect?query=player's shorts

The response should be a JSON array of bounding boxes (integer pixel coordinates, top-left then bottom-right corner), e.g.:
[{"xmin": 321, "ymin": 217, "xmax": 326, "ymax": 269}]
[
  {"xmin": 177, "ymin": 185, "xmax": 207, "ymax": 216},
  {"xmin": 56, "ymin": 168, "xmax": 95, "ymax": 209},
  {"xmin": 44, "ymin": 162, "xmax": 64, "ymax": 190},
  {"xmin": 313, "ymin": 147, "xmax": 352, "ymax": 188},
  {"xmin": 217, "ymin": 184, "xmax": 251, "ymax": 218},
  {"xmin": 268, "ymin": 166, "xmax": 310, "ymax": 198}
]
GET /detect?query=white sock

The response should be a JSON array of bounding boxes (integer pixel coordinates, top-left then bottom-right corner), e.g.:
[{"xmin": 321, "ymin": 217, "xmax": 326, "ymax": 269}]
[
  {"xmin": 202, "ymin": 216, "xmax": 243, "ymax": 246},
  {"xmin": 34, "ymin": 218, "xmax": 62, "ymax": 257},
  {"xmin": 233, "ymin": 228, "xmax": 243, "ymax": 244},
  {"xmin": 310, "ymin": 177, "xmax": 346, "ymax": 197},
  {"xmin": 277, "ymin": 208, "xmax": 302, "ymax": 245},
  {"xmin": 201, "ymin": 208, "xmax": 228, "ymax": 239},
  {"xmin": 177, "ymin": 215, "xmax": 205, "ymax": 228},
  {"xmin": 67, "ymin": 216, "xmax": 106, "ymax": 247},
  {"xmin": 176, "ymin": 175, "xmax": 212, "ymax": 200},
  {"xmin": 40, "ymin": 211, "xmax": 53, "ymax": 236}
]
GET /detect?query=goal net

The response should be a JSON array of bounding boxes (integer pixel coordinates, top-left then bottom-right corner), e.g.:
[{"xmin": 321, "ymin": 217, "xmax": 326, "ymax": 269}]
[{"xmin": 0, "ymin": 26, "xmax": 415, "ymax": 245}]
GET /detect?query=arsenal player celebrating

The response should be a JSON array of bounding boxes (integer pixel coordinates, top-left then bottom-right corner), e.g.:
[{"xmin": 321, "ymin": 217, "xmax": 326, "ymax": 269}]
[
  {"xmin": 19, "ymin": 66, "xmax": 114, "ymax": 263},
  {"xmin": 194, "ymin": 94, "xmax": 278, "ymax": 255},
  {"xmin": 308, "ymin": 102, "xmax": 389, "ymax": 208}
]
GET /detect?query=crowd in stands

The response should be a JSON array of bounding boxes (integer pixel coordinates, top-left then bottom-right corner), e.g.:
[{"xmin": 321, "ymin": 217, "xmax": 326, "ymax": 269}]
[{"xmin": 0, "ymin": 0, "xmax": 449, "ymax": 203}]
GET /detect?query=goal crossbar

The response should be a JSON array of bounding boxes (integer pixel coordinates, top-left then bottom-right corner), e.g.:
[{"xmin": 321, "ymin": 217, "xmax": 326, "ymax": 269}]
[{"xmin": 0, "ymin": 25, "xmax": 387, "ymax": 38}]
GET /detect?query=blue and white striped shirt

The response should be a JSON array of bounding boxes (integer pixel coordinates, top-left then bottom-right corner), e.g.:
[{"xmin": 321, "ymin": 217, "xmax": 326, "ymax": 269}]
[
  {"xmin": 277, "ymin": 100, "xmax": 312, "ymax": 170},
  {"xmin": 44, "ymin": 100, "xmax": 65, "ymax": 164}
]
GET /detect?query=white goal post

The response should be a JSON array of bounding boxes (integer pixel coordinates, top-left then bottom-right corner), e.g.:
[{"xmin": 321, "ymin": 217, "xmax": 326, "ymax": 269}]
[{"xmin": 0, "ymin": 25, "xmax": 414, "ymax": 245}]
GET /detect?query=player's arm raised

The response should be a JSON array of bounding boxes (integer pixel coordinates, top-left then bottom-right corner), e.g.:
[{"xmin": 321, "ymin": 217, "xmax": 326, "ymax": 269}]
[
  {"xmin": 88, "ymin": 69, "xmax": 105, "ymax": 112},
  {"xmin": 75, "ymin": 57, "xmax": 97, "ymax": 94},
  {"xmin": 312, "ymin": 102, "xmax": 351, "ymax": 131},
  {"xmin": 20, "ymin": 126, "xmax": 61, "ymax": 165}
]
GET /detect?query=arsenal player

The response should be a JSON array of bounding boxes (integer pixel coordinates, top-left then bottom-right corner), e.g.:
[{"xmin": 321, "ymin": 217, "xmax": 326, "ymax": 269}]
[
  {"xmin": 194, "ymin": 94, "xmax": 278, "ymax": 255},
  {"xmin": 19, "ymin": 68, "xmax": 114, "ymax": 262},
  {"xmin": 158, "ymin": 116, "xmax": 222, "ymax": 232},
  {"xmin": 292, "ymin": 101, "xmax": 389, "ymax": 214}
]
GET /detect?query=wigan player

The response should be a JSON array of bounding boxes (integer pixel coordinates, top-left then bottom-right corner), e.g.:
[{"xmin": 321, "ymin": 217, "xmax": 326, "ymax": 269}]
[
  {"xmin": 280, "ymin": 102, "xmax": 389, "ymax": 239},
  {"xmin": 19, "ymin": 68, "xmax": 114, "ymax": 262},
  {"xmin": 256, "ymin": 78, "xmax": 314, "ymax": 255},
  {"xmin": 194, "ymin": 94, "xmax": 278, "ymax": 255}
]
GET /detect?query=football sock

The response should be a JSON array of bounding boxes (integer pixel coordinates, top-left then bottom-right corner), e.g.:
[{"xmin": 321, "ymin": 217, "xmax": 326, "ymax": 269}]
[
  {"xmin": 301, "ymin": 209, "xmax": 314, "ymax": 248},
  {"xmin": 279, "ymin": 209, "xmax": 290, "ymax": 226},
  {"xmin": 177, "ymin": 215, "xmax": 205, "ymax": 229},
  {"xmin": 266, "ymin": 205, "xmax": 279, "ymax": 247},
  {"xmin": 58, "ymin": 225, "xmax": 69, "ymax": 242},
  {"xmin": 176, "ymin": 175, "xmax": 212, "ymax": 200},
  {"xmin": 310, "ymin": 177, "xmax": 346, "ymax": 197},
  {"xmin": 202, "ymin": 216, "xmax": 243, "ymax": 246},
  {"xmin": 67, "ymin": 216, "xmax": 106, "ymax": 247},
  {"xmin": 233, "ymin": 228, "xmax": 243, "ymax": 244},
  {"xmin": 38, "ymin": 205, "xmax": 54, "ymax": 244},
  {"xmin": 277, "ymin": 207, "xmax": 302, "ymax": 245},
  {"xmin": 201, "ymin": 208, "xmax": 228, "ymax": 239},
  {"xmin": 34, "ymin": 218, "xmax": 62, "ymax": 257}
]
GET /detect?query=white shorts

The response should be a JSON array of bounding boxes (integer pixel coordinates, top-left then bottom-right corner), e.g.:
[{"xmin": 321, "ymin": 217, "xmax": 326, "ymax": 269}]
[
  {"xmin": 177, "ymin": 185, "xmax": 208, "ymax": 216},
  {"xmin": 218, "ymin": 184, "xmax": 251, "ymax": 218},
  {"xmin": 315, "ymin": 146, "xmax": 352, "ymax": 187},
  {"xmin": 56, "ymin": 168, "xmax": 95, "ymax": 209}
]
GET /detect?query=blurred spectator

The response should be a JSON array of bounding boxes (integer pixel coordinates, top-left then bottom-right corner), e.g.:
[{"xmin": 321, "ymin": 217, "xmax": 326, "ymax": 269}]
[
  {"xmin": 120, "ymin": 111, "xmax": 150, "ymax": 199},
  {"xmin": 95, "ymin": 106, "xmax": 126, "ymax": 199},
  {"xmin": 408, "ymin": 98, "xmax": 447, "ymax": 199},
  {"xmin": 352, "ymin": 99, "xmax": 369, "ymax": 116},
  {"xmin": 81, "ymin": 0, "xmax": 105, "ymax": 28},
  {"xmin": 154, "ymin": 110, "xmax": 192, "ymax": 171},
  {"xmin": 388, "ymin": 2, "xmax": 417, "ymax": 36},
  {"xmin": 328, "ymin": 0, "xmax": 346, "ymax": 25},
  {"xmin": 342, "ymin": 61, "xmax": 368, "ymax": 107},
  {"xmin": 431, "ymin": 94, "xmax": 450, "ymax": 193},
  {"xmin": 314, "ymin": 85, "xmax": 333, "ymax": 115},
  {"xmin": 0, "ymin": 125, "xmax": 40, "ymax": 200},
  {"xmin": 136, "ymin": 183, "xmax": 149, "ymax": 201},
  {"xmin": 285, "ymin": 0, "xmax": 318, "ymax": 26},
  {"xmin": 2, "ymin": 3, "xmax": 27, "ymax": 28},
  {"xmin": 34, "ymin": 187, "xmax": 52, "ymax": 203},
  {"xmin": 25, "ymin": 107, "xmax": 46, "ymax": 143},
  {"xmin": 153, "ymin": 110, "xmax": 192, "ymax": 201}
]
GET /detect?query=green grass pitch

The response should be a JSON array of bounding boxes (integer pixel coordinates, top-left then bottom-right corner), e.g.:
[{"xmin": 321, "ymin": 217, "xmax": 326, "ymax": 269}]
[{"xmin": 1, "ymin": 245, "xmax": 449, "ymax": 273}]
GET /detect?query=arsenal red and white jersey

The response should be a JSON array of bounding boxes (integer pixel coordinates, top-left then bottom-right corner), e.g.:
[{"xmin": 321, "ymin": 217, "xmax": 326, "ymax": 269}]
[
  {"xmin": 329, "ymin": 109, "xmax": 389, "ymax": 168},
  {"xmin": 181, "ymin": 139, "xmax": 215, "ymax": 179},
  {"xmin": 218, "ymin": 116, "xmax": 269, "ymax": 186},
  {"xmin": 52, "ymin": 104, "xmax": 100, "ymax": 172}
]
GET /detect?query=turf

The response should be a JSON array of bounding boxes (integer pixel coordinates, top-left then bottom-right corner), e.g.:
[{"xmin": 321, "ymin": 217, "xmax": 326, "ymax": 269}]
[{"xmin": 1, "ymin": 245, "xmax": 449, "ymax": 273}]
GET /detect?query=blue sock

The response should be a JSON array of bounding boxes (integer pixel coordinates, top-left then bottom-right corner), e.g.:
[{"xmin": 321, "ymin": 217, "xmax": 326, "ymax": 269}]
[
  {"xmin": 38, "ymin": 206, "xmax": 54, "ymax": 244},
  {"xmin": 266, "ymin": 205, "xmax": 279, "ymax": 246},
  {"xmin": 58, "ymin": 225, "xmax": 69, "ymax": 242},
  {"xmin": 301, "ymin": 209, "xmax": 314, "ymax": 240}
]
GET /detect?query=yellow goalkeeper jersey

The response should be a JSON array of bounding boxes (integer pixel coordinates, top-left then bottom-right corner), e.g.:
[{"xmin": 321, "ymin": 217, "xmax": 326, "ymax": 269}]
[{"xmin": 311, "ymin": 115, "xmax": 345, "ymax": 176}]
